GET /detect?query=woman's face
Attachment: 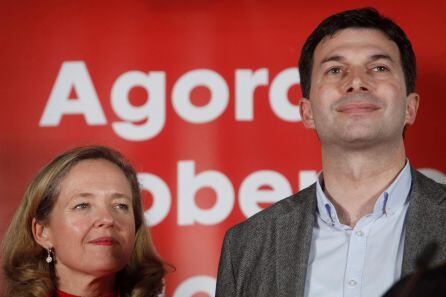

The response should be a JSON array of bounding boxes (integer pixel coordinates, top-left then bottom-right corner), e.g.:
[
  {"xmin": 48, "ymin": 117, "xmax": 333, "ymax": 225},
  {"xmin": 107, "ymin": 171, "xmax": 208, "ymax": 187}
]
[{"xmin": 42, "ymin": 159, "xmax": 136, "ymax": 279}]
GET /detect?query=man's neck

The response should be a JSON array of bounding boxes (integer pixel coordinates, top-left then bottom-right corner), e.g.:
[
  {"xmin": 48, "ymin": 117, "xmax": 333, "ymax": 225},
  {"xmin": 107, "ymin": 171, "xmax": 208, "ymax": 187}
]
[{"xmin": 321, "ymin": 142, "xmax": 407, "ymax": 227}]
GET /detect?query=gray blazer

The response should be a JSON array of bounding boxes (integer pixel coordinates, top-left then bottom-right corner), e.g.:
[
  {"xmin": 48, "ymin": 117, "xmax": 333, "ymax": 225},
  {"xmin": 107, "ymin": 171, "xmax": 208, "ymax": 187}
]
[{"xmin": 215, "ymin": 169, "xmax": 446, "ymax": 297}]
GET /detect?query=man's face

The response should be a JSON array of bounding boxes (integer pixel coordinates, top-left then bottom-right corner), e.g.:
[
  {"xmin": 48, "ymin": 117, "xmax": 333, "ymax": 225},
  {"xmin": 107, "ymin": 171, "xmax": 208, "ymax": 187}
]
[{"xmin": 300, "ymin": 28, "xmax": 419, "ymax": 149}]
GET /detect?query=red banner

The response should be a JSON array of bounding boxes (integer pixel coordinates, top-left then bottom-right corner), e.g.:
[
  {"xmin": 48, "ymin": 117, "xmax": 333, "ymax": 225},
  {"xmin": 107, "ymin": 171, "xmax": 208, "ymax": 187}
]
[{"xmin": 1, "ymin": 1, "xmax": 445, "ymax": 295}]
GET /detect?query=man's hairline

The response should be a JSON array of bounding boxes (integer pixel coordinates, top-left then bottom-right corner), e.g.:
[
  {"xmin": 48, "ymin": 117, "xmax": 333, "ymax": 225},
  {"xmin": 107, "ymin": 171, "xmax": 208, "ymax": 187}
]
[{"xmin": 305, "ymin": 27, "xmax": 408, "ymax": 98}]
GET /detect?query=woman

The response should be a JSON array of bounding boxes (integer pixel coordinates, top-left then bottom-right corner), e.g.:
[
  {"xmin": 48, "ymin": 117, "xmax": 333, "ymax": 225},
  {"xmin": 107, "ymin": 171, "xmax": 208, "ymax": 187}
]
[{"xmin": 2, "ymin": 146, "xmax": 168, "ymax": 297}]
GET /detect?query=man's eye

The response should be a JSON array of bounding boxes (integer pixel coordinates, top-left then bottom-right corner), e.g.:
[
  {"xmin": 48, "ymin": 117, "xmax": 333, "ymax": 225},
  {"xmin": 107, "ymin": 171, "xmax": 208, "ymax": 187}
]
[
  {"xmin": 372, "ymin": 65, "xmax": 389, "ymax": 72},
  {"xmin": 327, "ymin": 67, "xmax": 342, "ymax": 75},
  {"xmin": 73, "ymin": 203, "xmax": 89, "ymax": 210}
]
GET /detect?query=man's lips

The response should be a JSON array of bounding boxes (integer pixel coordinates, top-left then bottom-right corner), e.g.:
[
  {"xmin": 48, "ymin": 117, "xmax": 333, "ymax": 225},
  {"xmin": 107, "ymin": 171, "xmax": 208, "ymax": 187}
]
[
  {"xmin": 89, "ymin": 237, "xmax": 118, "ymax": 246},
  {"xmin": 336, "ymin": 102, "xmax": 381, "ymax": 113}
]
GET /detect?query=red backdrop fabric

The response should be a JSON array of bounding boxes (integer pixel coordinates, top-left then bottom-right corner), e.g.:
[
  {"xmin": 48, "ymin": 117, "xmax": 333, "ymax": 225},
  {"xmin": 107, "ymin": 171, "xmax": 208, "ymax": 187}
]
[{"xmin": 1, "ymin": 1, "xmax": 445, "ymax": 296}]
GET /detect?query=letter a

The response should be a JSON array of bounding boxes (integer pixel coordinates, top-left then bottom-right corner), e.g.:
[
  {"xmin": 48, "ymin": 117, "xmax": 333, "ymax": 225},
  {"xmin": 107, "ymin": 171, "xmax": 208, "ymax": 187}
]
[{"xmin": 39, "ymin": 61, "xmax": 107, "ymax": 126}]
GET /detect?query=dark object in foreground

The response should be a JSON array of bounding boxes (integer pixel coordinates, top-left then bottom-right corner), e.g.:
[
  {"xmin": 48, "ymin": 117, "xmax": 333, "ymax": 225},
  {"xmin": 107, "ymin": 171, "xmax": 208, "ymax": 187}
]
[{"xmin": 383, "ymin": 243, "xmax": 446, "ymax": 297}]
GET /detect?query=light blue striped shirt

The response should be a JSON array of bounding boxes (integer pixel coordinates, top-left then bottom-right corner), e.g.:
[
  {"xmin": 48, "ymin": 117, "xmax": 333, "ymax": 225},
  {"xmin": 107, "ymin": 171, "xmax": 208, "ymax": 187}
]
[{"xmin": 304, "ymin": 162, "xmax": 412, "ymax": 297}]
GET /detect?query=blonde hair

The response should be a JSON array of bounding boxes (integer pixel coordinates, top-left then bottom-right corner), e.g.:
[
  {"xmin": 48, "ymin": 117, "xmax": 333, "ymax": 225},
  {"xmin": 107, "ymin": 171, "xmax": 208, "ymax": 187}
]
[{"xmin": 2, "ymin": 146, "xmax": 168, "ymax": 297}]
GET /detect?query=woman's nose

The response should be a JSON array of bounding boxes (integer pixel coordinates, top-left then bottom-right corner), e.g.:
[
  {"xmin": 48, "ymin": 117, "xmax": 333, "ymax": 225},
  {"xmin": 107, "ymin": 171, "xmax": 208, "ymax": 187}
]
[{"xmin": 93, "ymin": 207, "xmax": 115, "ymax": 228}]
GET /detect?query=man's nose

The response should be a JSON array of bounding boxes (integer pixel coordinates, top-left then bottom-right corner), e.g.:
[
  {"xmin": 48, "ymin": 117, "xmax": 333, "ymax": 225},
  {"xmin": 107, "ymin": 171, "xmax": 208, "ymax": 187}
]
[{"xmin": 344, "ymin": 68, "xmax": 372, "ymax": 93}]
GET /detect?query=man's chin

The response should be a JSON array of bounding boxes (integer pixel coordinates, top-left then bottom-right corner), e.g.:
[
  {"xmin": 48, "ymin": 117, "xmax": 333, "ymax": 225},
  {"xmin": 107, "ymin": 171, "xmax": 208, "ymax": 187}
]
[{"xmin": 322, "ymin": 131, "xmax": 384, "ymax": 149}]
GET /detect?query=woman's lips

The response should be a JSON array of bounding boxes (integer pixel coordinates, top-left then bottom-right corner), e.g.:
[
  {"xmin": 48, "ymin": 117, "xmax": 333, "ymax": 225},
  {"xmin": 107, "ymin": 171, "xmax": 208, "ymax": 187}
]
[
  {"xmin": 336, "ymin": 102, "xmax": 381, "ymax": 113},
  {"xmin": 89, "ymin": 237, "xmax": 117, "ymax": 246}
]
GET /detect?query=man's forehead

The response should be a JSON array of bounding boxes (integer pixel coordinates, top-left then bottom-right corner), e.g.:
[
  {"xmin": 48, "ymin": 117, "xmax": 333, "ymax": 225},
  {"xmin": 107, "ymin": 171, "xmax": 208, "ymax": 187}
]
[
  {"xmin": 314, "ymin": 28, "xmax": 400, "ymax": 62},
  {"xmin": 320, "ymin": 54, "xmax": 395, "ymax": 64}
]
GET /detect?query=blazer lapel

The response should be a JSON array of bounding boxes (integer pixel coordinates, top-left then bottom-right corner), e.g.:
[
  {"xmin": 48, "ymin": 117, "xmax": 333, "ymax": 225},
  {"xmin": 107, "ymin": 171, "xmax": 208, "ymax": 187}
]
[
  {"xmin": 276, "ymin": 186, "xmax": 316, "ymax": 296},
  {"xmin": 402, "ymin": 169, "xmax": 446, "ymax": 276}
]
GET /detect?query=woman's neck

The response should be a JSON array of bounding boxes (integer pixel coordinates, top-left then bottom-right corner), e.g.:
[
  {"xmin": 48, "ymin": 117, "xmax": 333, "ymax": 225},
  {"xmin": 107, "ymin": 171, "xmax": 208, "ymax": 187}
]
[
  {"xmin": 56, "ymin": 266, "xmax": 116, "ymax": 297},
  {"xmin": 57, "ymin": 289, "xmax": 117, "ymax": 297}
]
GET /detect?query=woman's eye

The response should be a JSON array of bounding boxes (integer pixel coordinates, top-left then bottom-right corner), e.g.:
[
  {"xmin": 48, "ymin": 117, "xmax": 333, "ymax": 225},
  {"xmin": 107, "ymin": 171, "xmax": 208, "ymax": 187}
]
[
  {"xmin": 73, "ymin": 202, "xmax": 89, "ymax": 210},
  {"xmin": 114, "ymin": 203, "xmax": 129, "ymax": 210}
]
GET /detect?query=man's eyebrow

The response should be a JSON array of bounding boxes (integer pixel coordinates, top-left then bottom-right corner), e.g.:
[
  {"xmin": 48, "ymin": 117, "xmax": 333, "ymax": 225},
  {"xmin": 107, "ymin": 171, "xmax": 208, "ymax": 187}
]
[
  {"xmin": 320, "ymin": 55, "xmax": 343, "ymax": 64},
  {"xmin": 320, "ymin": 54, "xmax": 395, "ymax": 64},
  {"xmin": 370, "ymin": 54, "xmax": 394, "ymax": 63}
]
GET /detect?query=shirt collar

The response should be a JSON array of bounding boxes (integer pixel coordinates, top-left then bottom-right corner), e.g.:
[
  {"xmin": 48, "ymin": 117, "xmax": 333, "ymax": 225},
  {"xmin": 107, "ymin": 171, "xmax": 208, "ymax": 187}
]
[{"xmin": 316, "ymin": 161, "xmax": 412, "ymax": 226}]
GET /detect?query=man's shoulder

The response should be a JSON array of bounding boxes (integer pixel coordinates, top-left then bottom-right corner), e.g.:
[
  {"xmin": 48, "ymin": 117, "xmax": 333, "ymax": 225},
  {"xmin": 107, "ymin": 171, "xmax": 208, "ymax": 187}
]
[
  {"xmin": 225, "ymin": 183, "xmax": 316, "ymax": 240},
  {"xmin": 412, "ymin": 168, "xmax": 446, "ymax": 198}
]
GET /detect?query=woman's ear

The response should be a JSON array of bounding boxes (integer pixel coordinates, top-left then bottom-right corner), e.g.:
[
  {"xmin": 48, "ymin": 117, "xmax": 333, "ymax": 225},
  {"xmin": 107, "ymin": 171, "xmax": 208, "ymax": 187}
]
[{"xmin": 32, "ymin": 217, "xmax": 53, "ymax": 249}]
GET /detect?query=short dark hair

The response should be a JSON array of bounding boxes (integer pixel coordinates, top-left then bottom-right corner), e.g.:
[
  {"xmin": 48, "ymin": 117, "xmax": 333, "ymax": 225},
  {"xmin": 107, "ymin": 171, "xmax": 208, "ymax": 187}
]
[{"xmin": 298, "ymin": 7, "xmax": 416, "ymax": 98}]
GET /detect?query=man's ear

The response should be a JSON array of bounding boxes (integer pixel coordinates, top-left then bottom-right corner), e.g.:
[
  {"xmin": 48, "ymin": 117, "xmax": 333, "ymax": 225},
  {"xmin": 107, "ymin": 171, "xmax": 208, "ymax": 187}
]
[
  {"xmin": 32, "ymin": 218, "xmax": 53, "ymax": 249},
  {"xmin": 405, "ymin": 92, "xmax": 420, "ymax": 126},
  {"xmin": 299, "ymin": 98, "xmax": 316, "ymax": 129}
]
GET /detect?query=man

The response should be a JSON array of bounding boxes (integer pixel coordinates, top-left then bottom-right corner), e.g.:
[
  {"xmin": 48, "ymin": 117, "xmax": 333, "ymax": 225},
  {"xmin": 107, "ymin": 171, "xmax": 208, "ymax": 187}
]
[{"xmin": 216, "ymin": 8, "xmax": 446, "ymax": 297}]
